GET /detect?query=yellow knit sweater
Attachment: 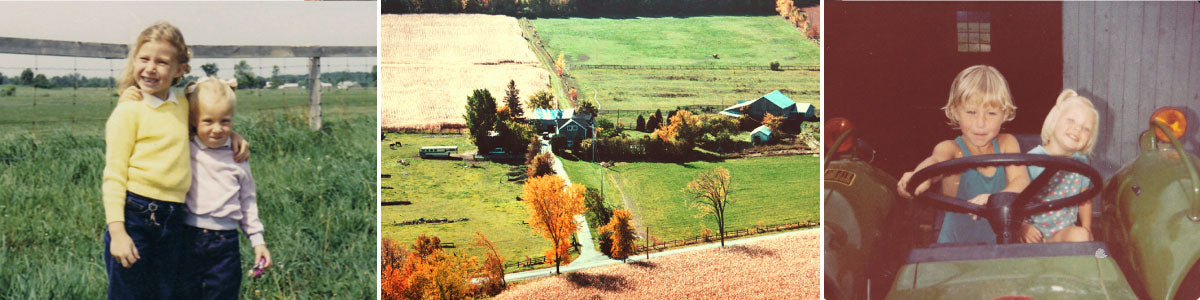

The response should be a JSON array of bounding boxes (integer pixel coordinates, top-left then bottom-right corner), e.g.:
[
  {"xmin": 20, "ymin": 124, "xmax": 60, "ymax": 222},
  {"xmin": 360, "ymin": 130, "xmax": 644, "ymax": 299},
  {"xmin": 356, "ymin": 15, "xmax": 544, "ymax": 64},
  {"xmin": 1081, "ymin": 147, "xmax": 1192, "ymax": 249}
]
[{"xmin": 102, "ymin": 91, "xmax": 191, "ymax": 223}]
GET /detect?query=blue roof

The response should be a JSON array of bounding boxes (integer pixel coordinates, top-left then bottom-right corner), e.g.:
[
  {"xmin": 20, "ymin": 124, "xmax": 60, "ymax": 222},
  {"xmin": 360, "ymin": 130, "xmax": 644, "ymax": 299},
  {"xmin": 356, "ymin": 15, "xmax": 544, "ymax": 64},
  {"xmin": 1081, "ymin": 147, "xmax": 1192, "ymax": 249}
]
[
  {"xmin": 751, "ymin": 125, "xmax": 772, "ymax": 136},
  {"xmin": 531, "ymin": 108, "xmax": 568, "ymax": 120},
  {"xmin": 762, "ymin": 90, "xmax": 796, "ymax": 109}
]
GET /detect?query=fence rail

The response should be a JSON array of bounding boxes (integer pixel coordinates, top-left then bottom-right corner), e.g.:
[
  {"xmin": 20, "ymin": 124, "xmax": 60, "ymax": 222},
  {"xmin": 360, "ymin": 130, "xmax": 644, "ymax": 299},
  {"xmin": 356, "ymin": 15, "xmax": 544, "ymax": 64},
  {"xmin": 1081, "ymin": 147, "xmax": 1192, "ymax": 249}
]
[
  {"xmin": 634, "ymin": 220, "xmax": 817, "ymax": 255},
  {"xmin": 0, "ymin": 36, "xmax": 375, "ymax": 132},
  {"xmin": 501, "ymin": 220, "xmax": 816, "ymax": 272},
  {"xmin": 573, "ymin": 64, "xmax": 820, "ymax": 71}
]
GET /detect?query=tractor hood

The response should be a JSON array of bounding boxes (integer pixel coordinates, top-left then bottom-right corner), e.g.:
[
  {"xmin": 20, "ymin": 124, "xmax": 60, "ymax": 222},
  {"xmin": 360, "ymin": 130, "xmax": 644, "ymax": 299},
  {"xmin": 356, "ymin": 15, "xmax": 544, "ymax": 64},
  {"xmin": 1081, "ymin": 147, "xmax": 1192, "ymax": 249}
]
[{"xmin": 887, "ymin": 242, "xmax": 1136, "ymax": 299}]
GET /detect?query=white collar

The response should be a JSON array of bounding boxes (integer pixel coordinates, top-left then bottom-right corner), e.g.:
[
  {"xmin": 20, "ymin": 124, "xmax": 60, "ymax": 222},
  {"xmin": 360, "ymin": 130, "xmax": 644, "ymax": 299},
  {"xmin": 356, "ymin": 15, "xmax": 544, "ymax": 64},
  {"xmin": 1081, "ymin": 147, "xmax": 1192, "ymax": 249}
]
[
  {"xmin": 193, "ymin": 135, "xmax": 231, "ymax": 149},
  {"xmin": 143, "ymin": 90, "xmax": 178, "ymax": 108}
]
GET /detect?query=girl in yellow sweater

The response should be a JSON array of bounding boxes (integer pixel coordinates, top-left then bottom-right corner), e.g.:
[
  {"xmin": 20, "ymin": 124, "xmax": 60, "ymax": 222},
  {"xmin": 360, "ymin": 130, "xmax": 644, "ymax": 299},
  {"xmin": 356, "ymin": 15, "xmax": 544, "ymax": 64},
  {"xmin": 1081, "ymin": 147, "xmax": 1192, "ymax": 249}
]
[{"xmin": 101, "ymin": 22, "xmax": 247, "ymax": 299}]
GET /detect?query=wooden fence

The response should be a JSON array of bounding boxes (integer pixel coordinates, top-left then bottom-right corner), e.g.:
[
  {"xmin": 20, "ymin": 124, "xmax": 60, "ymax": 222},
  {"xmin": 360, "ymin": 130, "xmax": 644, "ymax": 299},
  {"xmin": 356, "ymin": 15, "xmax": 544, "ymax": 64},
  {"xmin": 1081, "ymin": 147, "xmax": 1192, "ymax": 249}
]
[
  {"xmin": 634, "ymin": 220, "xmax": 817, "ymax": 255},
  {"xmin": 0, "ymin": 37, "xmax": 375, "ymax": 131},
  {"xmin": 503, "ymin": 220, "xmax": 816, "ymax": 272}
]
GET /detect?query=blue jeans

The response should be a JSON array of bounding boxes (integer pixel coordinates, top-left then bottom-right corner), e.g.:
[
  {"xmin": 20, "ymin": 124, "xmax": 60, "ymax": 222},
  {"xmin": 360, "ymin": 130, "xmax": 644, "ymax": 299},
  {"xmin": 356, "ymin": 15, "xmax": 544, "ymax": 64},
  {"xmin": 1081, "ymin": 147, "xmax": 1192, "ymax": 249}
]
[
  {"xmin": 104, "ymin": 192, "xmax": 187, "ymax": 300},
  {"xmin": 179, "ymin": 226, "xmax": 242, "ymax": 300}
]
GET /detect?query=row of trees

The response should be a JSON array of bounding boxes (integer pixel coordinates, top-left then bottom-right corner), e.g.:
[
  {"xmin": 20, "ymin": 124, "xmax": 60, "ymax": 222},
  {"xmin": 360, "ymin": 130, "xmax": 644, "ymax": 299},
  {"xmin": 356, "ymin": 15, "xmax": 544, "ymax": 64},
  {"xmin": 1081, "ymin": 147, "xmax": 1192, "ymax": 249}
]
[
  {"xmin": 383, "ymin": 0, "xmax": 779, "ymax": 17},
  {"xmin": 777, "ymin": 0, "xmax": 820, "ymax": 39},
  {"xmin": 464, "ymin": 80, "xmax": 562, "ymax": 155},
  {"xmin": 0, "ymin": 69, "xmax": 113, "ymax": 89},
  {"xmin": 575, "ymin": 110, "xmax": 742, "ymax": 161},
  {"xmin": 380, "ymin": 233, "xmax": 506, "ymax": 299}
]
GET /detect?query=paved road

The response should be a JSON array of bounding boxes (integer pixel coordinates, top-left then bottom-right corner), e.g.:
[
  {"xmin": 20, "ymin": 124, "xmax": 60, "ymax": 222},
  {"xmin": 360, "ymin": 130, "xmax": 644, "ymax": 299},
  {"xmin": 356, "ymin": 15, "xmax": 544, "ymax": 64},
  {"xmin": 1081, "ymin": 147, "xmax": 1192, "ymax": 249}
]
[{"xmin": 504, "ymin": 227, "xmax": 818, "ymax": 282}]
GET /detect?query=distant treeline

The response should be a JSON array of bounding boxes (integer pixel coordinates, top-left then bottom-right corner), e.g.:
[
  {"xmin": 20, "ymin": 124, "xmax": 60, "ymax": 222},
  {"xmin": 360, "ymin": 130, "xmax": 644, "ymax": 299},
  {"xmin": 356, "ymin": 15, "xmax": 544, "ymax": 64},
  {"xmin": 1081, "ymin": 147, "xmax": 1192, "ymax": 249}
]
[
  {"xmin": 0, "ymin": 68, "xmax": 376, "ymax": 90},
  {"xmin": 382, "ymin": 0, "xmax": 781, "ymax": 17}
]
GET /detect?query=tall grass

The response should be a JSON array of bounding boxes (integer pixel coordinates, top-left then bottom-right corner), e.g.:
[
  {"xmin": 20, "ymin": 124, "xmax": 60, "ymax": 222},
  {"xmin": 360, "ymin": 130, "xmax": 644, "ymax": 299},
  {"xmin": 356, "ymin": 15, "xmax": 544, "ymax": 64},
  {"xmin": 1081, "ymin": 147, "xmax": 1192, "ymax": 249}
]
[{"xmin": 0, "ymin": 111, "xmax": 376, "ymax": 298}]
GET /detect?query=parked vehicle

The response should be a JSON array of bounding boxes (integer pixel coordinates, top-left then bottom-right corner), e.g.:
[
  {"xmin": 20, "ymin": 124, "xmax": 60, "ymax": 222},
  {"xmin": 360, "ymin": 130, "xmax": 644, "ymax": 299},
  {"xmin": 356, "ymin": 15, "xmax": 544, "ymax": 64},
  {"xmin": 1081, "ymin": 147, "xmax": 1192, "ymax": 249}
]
[{"xmin": 419, "ymin": 146, "xmax": 457, "ymax": 158}]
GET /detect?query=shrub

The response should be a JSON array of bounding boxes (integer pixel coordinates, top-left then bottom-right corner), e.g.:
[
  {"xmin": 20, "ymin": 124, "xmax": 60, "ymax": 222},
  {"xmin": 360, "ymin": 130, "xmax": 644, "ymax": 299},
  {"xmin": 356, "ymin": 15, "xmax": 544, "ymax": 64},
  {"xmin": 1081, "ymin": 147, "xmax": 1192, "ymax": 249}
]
[
  {"xmin": 527, "ymin": 152, "xmax": 555, "ymax": 178},
  {"xmin": 769, "ymin": 61, "xmax": 782, "ymax": 71},
  {"xmin": 1, "ymin": 86, "xmax": 14, "ymax": 97}
]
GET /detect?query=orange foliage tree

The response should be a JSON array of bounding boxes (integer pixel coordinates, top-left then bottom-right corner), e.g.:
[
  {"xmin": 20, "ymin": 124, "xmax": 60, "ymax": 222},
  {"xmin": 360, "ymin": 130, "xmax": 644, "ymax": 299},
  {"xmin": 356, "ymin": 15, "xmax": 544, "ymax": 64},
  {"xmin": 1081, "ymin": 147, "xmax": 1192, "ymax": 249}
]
[
  {"xmin": 683, "ymin": 167, "xmax": 735, "ymax": 247},
  {"xmin": 598, "ymin": 209, "xmax": 637, "ymax": 262},
  {"xmin": 522, "ymin": 175, "xmax": 585, "ymax": 274},
  {"xmin": 380, "ymin": 235, "xmax": 481, "ymax": 300},
  {"xmin": 471, "ymin": 232, "xmax": 506, "ymax": 297},
  {"xmin": 651, "ymin": 109, "xmax": 703, "ymax": 152},
  {"xmin": 762, "ymin": 112, "xmax": 785, "ymax": 133}
]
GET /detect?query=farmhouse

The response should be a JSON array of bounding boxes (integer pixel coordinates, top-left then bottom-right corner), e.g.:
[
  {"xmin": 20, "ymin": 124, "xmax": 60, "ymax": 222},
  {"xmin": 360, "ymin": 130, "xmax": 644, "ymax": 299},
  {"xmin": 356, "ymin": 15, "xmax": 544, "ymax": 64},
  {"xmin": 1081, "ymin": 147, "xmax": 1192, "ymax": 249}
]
[
  {"xmin": 719, "ymin": 90, "xmax": 813, "ymax": 121},
  {"xmin": 530, "ymin": 108, "xmax": 593, "ymax": 142},
  {"xmin": 278, "ymin": 82, "xmax": 300, "ymax": 89}
]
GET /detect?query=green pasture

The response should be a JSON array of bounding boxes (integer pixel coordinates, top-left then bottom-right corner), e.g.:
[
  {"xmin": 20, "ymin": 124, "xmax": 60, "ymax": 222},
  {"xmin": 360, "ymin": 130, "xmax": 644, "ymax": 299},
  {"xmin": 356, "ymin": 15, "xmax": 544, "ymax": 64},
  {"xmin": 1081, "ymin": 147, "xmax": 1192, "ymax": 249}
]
[
  {"xmin": 0, "ymin": 85, "xmax": 376, "ymax": 137},
  {"xmin": 380, "ymin": 133, "xmax": 567, "ymax": 270},
  {"xmin": 559, "ymin": 154, "xmax": 820, "ymax": 243},
  {"xmin": 572, "ymin": 68, "xmax": 818, "ymax": 116},
  {"xmin": 0, "ymin": 112, "xmax": 376, "ymax": 298},
  {"xmin": 528, "ymin": 16, "xmax": 819, "ymax": 124},
  {"xmin": 531, "ymin": 16, "xmax": 818, "ymax": 67}
]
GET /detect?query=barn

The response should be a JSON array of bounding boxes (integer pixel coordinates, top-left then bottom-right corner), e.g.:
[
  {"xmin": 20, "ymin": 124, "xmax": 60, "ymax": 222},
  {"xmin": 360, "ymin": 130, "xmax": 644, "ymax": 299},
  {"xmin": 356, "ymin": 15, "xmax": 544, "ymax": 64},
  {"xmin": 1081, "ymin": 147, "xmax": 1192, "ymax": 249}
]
[{"xmin": 719, "ymin": 90, "xmax": 812, "ymax": 121}]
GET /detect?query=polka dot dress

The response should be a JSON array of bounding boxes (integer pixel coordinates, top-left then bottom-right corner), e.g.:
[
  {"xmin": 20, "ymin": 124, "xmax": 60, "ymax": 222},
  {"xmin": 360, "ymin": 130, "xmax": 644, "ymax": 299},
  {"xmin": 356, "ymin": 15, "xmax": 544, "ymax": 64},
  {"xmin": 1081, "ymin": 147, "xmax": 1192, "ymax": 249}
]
[{"xmin": 1029, "ymin": 171, "xmax": 1087, "ymax": 239}]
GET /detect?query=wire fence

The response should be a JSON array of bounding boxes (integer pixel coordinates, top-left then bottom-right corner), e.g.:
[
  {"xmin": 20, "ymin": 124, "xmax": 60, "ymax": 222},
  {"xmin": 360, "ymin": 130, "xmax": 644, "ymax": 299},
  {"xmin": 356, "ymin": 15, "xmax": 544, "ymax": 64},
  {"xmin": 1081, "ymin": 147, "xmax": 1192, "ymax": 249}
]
[{"xmin": 0, "ymin": 38, "xmax": 376, "ymax": 141}]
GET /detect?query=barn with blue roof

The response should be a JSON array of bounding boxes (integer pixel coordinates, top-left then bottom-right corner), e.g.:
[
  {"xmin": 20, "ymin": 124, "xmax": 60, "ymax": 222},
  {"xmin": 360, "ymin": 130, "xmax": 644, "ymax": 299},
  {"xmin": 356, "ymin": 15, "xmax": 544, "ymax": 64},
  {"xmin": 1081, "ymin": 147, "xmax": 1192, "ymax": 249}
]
[{"xmin": 718, "ymin": 90, "xmax": 814, "ymax": 121}]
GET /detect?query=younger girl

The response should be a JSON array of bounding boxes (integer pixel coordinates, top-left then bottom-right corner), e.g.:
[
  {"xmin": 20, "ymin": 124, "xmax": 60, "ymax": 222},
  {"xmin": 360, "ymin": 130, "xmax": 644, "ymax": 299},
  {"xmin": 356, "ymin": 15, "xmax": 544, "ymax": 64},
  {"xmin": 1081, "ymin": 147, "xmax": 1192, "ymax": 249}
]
[
  {"xmin": 896, "ymin": 65, "xmax": 1031, "ymax": 244},
  {"xmin": 1021, "ymin": 89, "xmax": 1098, "ymax": 243},
  {"xmin": 102, "ymin": 22, "xmax": 247, "ymax": 299}
]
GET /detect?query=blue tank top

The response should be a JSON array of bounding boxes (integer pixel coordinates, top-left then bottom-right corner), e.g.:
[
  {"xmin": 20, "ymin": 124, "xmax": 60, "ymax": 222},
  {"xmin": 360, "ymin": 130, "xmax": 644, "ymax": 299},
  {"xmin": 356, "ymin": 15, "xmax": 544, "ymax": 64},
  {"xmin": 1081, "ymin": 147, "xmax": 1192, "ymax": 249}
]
[{"xmin": 936, "ymin": 136, "xmax": 1006, "ymax": 244}]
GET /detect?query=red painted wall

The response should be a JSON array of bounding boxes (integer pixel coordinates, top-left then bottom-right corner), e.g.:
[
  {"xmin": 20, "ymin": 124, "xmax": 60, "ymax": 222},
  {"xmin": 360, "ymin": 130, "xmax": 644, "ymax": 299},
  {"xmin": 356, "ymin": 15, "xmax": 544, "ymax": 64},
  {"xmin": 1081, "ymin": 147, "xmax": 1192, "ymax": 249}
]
[{"xmin": 826, "ymin": 1, "xmax": 1064, "ymax": 176}]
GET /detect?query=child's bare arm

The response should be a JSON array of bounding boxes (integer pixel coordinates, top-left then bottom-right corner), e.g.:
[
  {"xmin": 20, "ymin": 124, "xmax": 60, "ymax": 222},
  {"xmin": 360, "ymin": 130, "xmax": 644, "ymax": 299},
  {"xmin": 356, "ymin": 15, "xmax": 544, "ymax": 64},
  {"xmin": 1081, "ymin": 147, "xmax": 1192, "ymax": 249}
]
[
  {"xmin": 1079, "ymin": 190, "xmax": 1093, "ymax": 230},
  {"xmin": 998, "ymin": 134, "xmax": 1030, "ymax": 193},
  {"xmin": 897, "ymin": 140, "xmax": 959, "ymax": 198}
]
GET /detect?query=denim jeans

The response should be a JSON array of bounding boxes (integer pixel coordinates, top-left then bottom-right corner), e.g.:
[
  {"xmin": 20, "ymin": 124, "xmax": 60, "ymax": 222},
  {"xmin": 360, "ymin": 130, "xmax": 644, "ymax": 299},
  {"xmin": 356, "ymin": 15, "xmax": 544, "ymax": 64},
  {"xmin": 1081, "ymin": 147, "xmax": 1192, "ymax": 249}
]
[
  {"xmin": 104, "ymin": 192, "xmax": 187, "ymax": 300},
  {"xmin": 178, "ymin": 226, "xmax": 242, "ymax": 300}
]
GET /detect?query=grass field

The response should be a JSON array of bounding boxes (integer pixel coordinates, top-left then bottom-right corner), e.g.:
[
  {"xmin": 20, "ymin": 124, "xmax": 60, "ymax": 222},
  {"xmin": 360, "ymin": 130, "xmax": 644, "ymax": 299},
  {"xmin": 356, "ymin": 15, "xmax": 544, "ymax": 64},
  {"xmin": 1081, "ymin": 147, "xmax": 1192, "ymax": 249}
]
[
  {"xmin": 380, "ymin": 133, "xmax": 569, "ymax": 270},
  {"xmin": 560, "ymin": 155, "xmax": 820, "ymax": 242},
  {"xmin": 531, "ymin": 16, "xmax": 818, "ymax": 67},
  {"xmin": 529, "ymin": 16, "xmax": 820, "ymax": 123},
  {"xmin": 0, "ymin": 85, "xmax": 376, "ymax": 137},
  {"xmin": 0, "ymin": 110, "xmax": 376, "ymax": 298}
]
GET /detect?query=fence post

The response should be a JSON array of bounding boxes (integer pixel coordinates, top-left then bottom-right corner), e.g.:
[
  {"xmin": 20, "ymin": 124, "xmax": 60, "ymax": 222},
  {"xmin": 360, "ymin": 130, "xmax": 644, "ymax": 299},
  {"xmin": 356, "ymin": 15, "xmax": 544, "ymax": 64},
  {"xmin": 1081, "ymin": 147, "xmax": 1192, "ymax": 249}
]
[
  {"xmin": 308, "ymin": 57, "xmax": 322, "ymax": 131},
  {"xmin": 645, "ymin": 226, "xmax": 650, "ymax": 260}
]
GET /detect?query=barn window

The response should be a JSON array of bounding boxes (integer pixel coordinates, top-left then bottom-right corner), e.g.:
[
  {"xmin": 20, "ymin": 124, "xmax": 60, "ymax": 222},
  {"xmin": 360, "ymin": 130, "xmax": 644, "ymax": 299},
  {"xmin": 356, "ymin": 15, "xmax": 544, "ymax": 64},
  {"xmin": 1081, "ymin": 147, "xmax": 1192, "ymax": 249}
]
[{"xmin": 956, "ymin": 11, "xmax": 991, "ymax": 53}]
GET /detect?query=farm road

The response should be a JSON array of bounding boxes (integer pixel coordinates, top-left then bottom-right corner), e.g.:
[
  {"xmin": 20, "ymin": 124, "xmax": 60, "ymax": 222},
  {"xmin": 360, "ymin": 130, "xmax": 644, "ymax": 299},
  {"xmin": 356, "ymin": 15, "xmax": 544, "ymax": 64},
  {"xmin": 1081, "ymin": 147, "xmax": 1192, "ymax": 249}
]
[{"xmin": 504, "ymin": 227, "xmax": 819, "ymax": 282}]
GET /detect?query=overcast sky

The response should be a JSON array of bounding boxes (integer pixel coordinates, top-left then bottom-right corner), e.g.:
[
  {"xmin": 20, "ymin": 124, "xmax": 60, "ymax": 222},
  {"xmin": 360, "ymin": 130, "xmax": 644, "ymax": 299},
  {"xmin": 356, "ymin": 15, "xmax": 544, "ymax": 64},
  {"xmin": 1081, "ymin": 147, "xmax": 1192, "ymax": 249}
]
[{"xmin": 0, "ymin": 1, "xmax": 377, "ymax": 78}]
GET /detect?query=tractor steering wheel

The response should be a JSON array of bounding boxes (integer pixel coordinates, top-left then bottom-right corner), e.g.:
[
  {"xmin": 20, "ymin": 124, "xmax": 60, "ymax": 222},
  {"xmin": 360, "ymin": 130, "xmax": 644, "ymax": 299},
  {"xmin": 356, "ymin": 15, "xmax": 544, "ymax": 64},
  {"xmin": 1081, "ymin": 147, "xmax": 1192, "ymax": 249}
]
[{"xmin": 905, "ymin": 154, "xmax": 1103, "ymax": 244}]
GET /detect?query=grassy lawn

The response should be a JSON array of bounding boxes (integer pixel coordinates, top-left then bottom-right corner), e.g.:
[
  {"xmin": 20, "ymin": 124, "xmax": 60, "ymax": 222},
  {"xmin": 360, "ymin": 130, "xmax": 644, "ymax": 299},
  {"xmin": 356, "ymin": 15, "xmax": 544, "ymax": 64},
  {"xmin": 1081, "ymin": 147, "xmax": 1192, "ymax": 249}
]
[
  {"xmin": 380, "ymin": 133, "xmax": 565, "ymax": 270},
  {"xmin": 559, "ymin": 154, "xmax": 820, "ymax": 243},
  {"xmin": 0, "ymin": 112, "xmax": 376, "ymax": 298},
  {"xmin": 531, "ymin": 16, "xmax": 818, "ymax": 67},
  {"xmin": 0, "ymin": 85, "xmax": 376, "ymax": 137}
]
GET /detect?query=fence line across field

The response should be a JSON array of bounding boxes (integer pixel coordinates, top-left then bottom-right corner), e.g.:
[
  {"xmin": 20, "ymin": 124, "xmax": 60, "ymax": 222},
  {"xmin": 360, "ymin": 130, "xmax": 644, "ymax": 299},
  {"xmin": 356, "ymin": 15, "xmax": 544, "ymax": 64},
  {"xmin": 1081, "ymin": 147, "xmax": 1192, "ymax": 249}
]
[
  {"xmin": 499, "ymin": 220, "xmax": 816, "ymax": 271},
  {"xmin": 0, "ymin": 36, "xmax": 376, "ymax": 135}
]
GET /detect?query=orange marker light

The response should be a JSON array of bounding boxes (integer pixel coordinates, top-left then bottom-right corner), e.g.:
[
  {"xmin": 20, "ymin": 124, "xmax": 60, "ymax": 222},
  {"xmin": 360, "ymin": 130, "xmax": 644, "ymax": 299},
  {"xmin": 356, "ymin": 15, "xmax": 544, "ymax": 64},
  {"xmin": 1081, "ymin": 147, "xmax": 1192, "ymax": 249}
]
[
  {"xmin": 1151, "ymin": 107, "xmax": 1187, "ymax": 142},
  {"xmin": 827, "ymin": 117, "xmax": 855, "ymax": 154}
]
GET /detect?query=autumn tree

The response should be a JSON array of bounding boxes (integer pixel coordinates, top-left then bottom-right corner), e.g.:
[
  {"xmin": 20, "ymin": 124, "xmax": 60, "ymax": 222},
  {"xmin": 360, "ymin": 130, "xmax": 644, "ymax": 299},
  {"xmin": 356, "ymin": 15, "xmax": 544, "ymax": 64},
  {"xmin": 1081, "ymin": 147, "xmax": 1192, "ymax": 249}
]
[
  {"xmin": 762, "ymin": 112, "xmax": 785, "ymax": 133},
  {"xmin": 504, "ymin": 79, "xmax": 523, "ymax": 118},
  {"xmin": 527, "ymin": 152, "xmax": 556, "ymax": 178},
  {"xmin": 683, "ymin": 167, "xmax": 734, "ymax": 247},
  {"xmin": 528, "ymin": 89, "xmax": 555, "ymax": 110},
  {"xmin": 651, "ymin": 109, "xmax": 703, "ymax": 153},
  {"xmin": 555, "ymin": 53, "xmax": 567, "ymax": 76},
  {"xmin": 465, "ymin": 89, "xmax": 498, "ymax": 152},
  {"xmin": 577, "ymin": 97, "xmax": 598, "ymax": 117},
  {"xmin": 522, "ymin": 175, "xmax": 586, "ymax": 274},
  {"xmin": 380, "ymin": 235, "xmax": 480, "ymax": 300},
  {"xmin": 599, "ymin": 209, "xmax": 636, "ymax": 261},
  {"xmin": 471, "ymin": 232, "xmax": 506, "ymax": 297}
]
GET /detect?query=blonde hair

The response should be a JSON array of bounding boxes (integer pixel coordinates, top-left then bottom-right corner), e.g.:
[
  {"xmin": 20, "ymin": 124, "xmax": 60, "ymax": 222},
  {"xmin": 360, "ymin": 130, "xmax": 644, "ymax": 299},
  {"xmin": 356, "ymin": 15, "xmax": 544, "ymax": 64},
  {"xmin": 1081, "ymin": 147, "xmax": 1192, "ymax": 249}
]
[
  {"xmin": 185, "ymin": 77, "xmax": 238, "ymax": 129},
  {"xmin": 117, "ymin": 22, "xmax": 192, "ymax": 91},
  {"xmin": 1041, "ymin": 89, "xmax": 1099, "ymax": 155},
  {"xmin": 942, "ymin": 65, "xmax": 1017, "ymax": 128}
]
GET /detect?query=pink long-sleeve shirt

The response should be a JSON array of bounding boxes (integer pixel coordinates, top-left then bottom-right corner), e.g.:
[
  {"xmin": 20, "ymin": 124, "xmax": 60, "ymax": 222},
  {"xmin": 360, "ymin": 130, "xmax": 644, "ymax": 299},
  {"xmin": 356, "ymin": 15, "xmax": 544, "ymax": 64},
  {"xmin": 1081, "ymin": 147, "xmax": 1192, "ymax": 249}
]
[{"xmin": 185, "ymin": 137, "xmax": 265, "ymax": 246}]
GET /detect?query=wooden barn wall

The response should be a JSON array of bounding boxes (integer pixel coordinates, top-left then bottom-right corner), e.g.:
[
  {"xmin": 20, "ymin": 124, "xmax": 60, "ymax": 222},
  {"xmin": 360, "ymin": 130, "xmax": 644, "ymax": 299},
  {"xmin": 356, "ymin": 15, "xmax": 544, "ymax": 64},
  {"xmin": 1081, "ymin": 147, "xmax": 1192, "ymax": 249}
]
[
  {"xmin": 1062, "ymin": 2, "xmax": 1200, "ymax": 177},
  {"xmin": 826, "ymin": 1, "xmax": 1063, "ymax": 176}
]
